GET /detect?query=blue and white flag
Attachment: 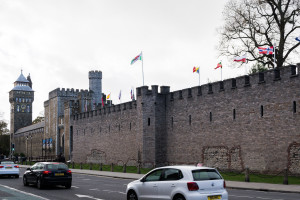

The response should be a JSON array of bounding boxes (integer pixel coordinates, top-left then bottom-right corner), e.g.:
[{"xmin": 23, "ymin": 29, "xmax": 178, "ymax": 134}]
[{"xmin": 296, "ymin": 35, "xmax": 300, "ymax": 42}]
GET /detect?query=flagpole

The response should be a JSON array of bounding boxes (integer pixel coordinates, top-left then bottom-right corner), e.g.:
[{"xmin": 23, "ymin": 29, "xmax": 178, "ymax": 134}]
[
  {"xmin": 273, "ymin": 42, "xmax": 276, "ymax": 68},
  {"xmin": 221, "ymin": 60, "xmax": 223, "ymax": 81},
  {"xmin": 141, "ymin": 51, "xmax": 145, "ymax": 86},
  {"xmin": 198, "ymin": 68, "xmax": 200, "ymax": 86}
]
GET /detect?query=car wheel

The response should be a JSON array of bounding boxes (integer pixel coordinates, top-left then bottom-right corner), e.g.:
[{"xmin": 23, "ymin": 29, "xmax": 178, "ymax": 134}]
[
  {"xmin": 37, "ymin": 178, "xmax": 43, "ymax": 189},
  {"xmin": 65, "ymin": 182, "xmax": 72, "ymax": 189},
  {"xmin": 23, "ymin": 176, "xmax": 28, "ymax": 186},
  {"xmin": 127, "ymin": 190, "xmax": 138, "ymax": 200},
  {"xmin": 173, "ymin": 194, "xmax": 186, "ymax": 200}
]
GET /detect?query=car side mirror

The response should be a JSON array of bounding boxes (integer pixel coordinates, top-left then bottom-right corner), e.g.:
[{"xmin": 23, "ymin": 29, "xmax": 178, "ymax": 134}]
[{"xmin": 140, "ymin": 177, "xmax": 146, "ymax": 182}]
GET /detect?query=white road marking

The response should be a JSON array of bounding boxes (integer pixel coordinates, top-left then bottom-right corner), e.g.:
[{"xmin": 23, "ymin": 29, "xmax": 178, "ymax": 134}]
[
  {"xmin": 230, "ymin": 195, "xmax": 255, "ymax": 199},
  {"xmin": 75, "ymin": 194, "xmax": 104, "ymax": 200},
  {"xmin": 72, "ymin": 186, "xmax": 79, "ymax": 188},
  {"xmin": 83, "ymin": 179, "xmax": 91, "ymax": 181},
  {"xmin": 0, "ymin": 184, "xmax": 49, "ymax": 200},
  {"xmin": 89, "ymin": 188, "xmax": 100, "ymax": 191}
]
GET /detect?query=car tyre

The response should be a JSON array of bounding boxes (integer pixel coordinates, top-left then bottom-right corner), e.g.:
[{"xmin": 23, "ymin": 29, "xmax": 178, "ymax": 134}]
[
  {"xmin": 37, "ymin": 178, "xmax": 43, "ymax": 189},
  {"xmin": 127, "ymin": 190, "xmax": 138, "ymax": 200},
  {"xmin": 173, "ymin": 194, "xmax": 186, "ymax": 200},
  {"xmin": 65, "ymin": 182, "xmax": 72, "ymax": 189},
  {"xmin": 23, "ymin": 176, "xmax": 29, "ymax": 186}
]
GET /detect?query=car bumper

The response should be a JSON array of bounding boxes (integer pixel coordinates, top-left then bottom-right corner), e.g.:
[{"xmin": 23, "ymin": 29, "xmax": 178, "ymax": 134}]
[
  {"xmin": 42, "ymin": 176, "xmax": 72, "ymax": 185},
  {"xmin": 0, "ymin": 170, "xmax": 20, "ymax": 175},
  {"xmin": 185, "ymin": 190, "xmax": 228, "ymax": 200}
]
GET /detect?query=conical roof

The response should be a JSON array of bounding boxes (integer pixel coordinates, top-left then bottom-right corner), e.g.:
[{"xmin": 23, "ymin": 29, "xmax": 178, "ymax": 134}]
[{"xmin": 11, "ymin": 71, "xmax": 33, "ymax": 92}]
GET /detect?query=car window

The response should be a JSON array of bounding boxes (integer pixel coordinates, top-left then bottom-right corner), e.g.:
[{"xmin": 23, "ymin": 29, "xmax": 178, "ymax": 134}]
[
  {"xmin": 1, "ymin": 161, "xmax": 14, "ymax": 164},
  {"xmin": 31, "ymin": 163, "xmax": 39, "ymax": 170},
  {"xmin": 144, "ymin": 169, "xmax": 163, "ymax": 182},
  {"xmin": 192, "ymin": 169, "xmax": 222, "ymax": 181},
  {"xmin": 162, "ymin": 169, "xmax": 183, "ymax": 181},
  {"xmin": 46, "ymin": 163, "xmax": 68, "ymax": 170}
]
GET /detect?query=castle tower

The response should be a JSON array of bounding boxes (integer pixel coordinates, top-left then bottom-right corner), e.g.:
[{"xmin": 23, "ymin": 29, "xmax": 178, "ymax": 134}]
[
  {"xmin": 89, "ymin": 70, "xmax": 102, "ymax": 106},
  {"xmin": 9, "ymin": 71, "xmax": 34, "ymax": 134}
]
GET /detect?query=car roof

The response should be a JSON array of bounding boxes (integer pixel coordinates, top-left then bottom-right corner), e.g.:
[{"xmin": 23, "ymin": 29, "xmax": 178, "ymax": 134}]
[
  {"xmin": 35, "ymin": 162, "xmax": 66, "ymax": 165},
  {"xmin": 155, "ymin": 165, "xmax": 215, "ymax": 171}
]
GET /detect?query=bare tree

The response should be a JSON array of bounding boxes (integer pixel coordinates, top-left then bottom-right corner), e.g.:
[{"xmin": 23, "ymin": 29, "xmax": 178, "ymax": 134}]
[{"xmin": 218, "ymin": 0, "xmax": 300, "ymax": 68}]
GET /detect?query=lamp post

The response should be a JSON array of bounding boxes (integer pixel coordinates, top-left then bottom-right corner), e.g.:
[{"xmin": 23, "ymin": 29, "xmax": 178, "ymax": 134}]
[
  {"xmin": 30, "ymin": 135, "xmax": 32, "ymax": 161},
  {"xmin": 26, "ymin": 136, "xmax": 28, "ymax": 160}
]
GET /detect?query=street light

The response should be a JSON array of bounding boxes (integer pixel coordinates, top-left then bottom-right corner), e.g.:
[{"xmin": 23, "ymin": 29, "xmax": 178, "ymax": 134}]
[
  {"xmin": 26, "ymin": 136, "xmax": 28, "ymax": 160},
  {"xmin": 30, "ymin": 135, "xmax": 32, "ymax": 161}
]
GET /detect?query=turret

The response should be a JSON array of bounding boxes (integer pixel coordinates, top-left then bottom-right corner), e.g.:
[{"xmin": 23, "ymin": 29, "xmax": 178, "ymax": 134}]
[{"xmin": 89, "ymin": 70, "xmax": 102, "ymax": 106}]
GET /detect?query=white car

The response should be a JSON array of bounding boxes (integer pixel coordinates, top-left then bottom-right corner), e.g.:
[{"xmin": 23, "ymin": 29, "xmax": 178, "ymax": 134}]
[
  {"xmin": 126, "ymin": 165, "xmax": 228, "ymax": 200},
  {"xmin": 0, "ymin": 161, "xmax": 20, "ymax": 178}
]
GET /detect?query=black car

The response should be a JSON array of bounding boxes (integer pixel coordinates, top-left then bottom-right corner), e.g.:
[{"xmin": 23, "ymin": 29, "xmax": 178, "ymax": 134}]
[{"xmin": 23, "ymin": 162, "xmax": 72, "ymax": 189}]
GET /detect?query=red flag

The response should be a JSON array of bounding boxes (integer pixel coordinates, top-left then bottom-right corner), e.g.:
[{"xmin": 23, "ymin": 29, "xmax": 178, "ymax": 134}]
[
  {"xmin": 215, "ymin": 62, "xmax": 222, "ymax": 69},
  {"xmin": 102, "ymin": 97, "xmax": 104, "ymax": 107},
  {"xmin": 234, "ymin": 54, "xmax": 247, "ymax": 62}
]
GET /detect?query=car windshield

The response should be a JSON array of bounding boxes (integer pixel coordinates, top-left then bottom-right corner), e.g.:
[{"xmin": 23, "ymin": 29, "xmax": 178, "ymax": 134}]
[
  {"xmin": 1, "ymin": 161, "xmax": 14, "ymax": 164},
  {"xmin": 46, "ymin": 163, "xmax": 68, "ymax": 170},
  {"xmin": 192, "ymin": 169, "xmax": 222, "ymax": 181}
]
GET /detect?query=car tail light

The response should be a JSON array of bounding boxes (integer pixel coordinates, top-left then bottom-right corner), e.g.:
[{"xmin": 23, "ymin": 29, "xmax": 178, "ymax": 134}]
[
  {"xmin": 66, "ymin": 170, "xmax": 72, "ymax": 174},
  {"xmin": 223, "ymin": 180, "xmax": 226, "ymax": 188},
  {"xmin": 43, "ymin": 171, "xmax": 51, "ymax": 175},
  {"xmin": 0, "ymin": 166, "xmax": 3, "ymax": 168},
  {"xmin": 14, "ymin": 166, "xmax": 19, "ymax": 168},
  {"xmin": 187, "ymin": 182, "xmax": 199, "ymax": 191}
]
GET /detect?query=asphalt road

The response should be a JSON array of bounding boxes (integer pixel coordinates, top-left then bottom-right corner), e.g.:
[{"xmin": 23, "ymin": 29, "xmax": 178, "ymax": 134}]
[{"xmin": 0, "ymin": 168, "xmax": 299, "ymax": 200}]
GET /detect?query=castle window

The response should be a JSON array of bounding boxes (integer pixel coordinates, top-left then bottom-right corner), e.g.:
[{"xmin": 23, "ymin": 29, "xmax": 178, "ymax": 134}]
[
  {"xmin": 26, "ymin": 105, "xmax": 30, "ymax": 113},
  {"xmin": 260, "ymin": 105, "xmax": 264, "ymax": 117},
  {"xmin": 293, "ymin": 101, "xmax": 296, "ymax": 113},
  {"xmin": 148, "ymin": 118, "xmax": 150, "ymax": 126},
  {"xmin": 17, "ymin": 105, "xmax": 20, "ymax": 112},
  {"xmin": 210, "ymin": 112, "xmax": 212, "ymax": 122},
  {"xmin": 189, "ymin": 115, "xmax": 191, "ymax": 125},
  {"xmin": 171, "ymin": 117, "xmax": 174, "ymax": 128},
  {"xmin": 233, "ymin": 109, "xmax": 236, "ymax": 120},
  {"xmin": 130, "ymin": 122, "xmax": 131, "ymax": 130}
]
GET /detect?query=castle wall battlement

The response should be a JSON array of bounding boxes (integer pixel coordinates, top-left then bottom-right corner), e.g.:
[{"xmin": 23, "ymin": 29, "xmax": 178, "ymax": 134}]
[
  {"xmin": 73, "ymin": 100, "xmax": 137, "ymax": 121},
  {"xmin": 48, "ymin": 88, "xmax": 92, "ymax": 99},
  {"xmin": 167, "ymin": 64, "xmax": 299, "ymax": 102},
  {"xmin": 89, "ymin": 70, "xmax": 102, "ymax": 79}
]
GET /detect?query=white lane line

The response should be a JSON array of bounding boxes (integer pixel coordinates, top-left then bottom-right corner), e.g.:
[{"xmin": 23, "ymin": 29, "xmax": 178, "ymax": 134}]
[
  {"xmin": 230, "ymin": 194, "xmax": 254, "ymax": 199},
  {"xmin": 0, "ymin": 184, "xmax": 49, "ymax": 200},
  {"xmin": 83, "ymin": 179, "xmax": 91, "ymax": 181},
  {"xmin": 102, "ymin": 189, "xmax": 126, "ymax": 194},
  {"xmin": 89, "ymin": 188, "xmax": 100, "ymax": 191},
  {"xmin": 72, "ymin": 186, "xmax": 80, "ymax": 188},
  {"xmin": 118, "ymin": 192, "xmax": 126, "ymax": 195}
]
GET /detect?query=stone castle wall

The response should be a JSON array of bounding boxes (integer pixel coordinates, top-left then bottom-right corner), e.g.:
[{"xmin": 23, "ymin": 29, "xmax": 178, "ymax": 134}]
[{"xmin": 71, "ymin": 65, "xmax": 300, "ymax": 174}]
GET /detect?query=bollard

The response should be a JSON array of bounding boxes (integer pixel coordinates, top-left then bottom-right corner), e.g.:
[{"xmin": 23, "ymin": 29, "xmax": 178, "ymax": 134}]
[
  {"xmin": 72, "ymin": 162, "xmax": 75, "ymax": 169},
  {"xmin": 283, "ymin": 168, "xmax": 289, "ymax": 185},
  {"xmin": 99, "ymin": 163, "xmax": 102, "ymax": 171},
  {"xmin": 111, "ymin": 163, "xmax": 114, "ymax": 172},
  {"xmin": 123, "ymin": 164, "xmax": 127, "ymax": 173},
  {"xmin": 245, "ymin": 167, "xmax": 250, "ymax": 182},
  {"xmin": 80, "ymin": 163, "xmax": 82, "ymax": 170},
  {"xmin": 137, "ymin": 164, "xmax": 141, "ymax": 174},
  {"xmin": 90, "ymin": 163, "xmax": 93, "ymax": 170}
]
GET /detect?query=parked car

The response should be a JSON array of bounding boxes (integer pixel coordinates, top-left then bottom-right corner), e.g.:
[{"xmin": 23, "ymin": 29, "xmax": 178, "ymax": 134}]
[
  {"xmin": 0, "ymin": 160, "xmax": 20, "ymax": 178},
  {"xmin": 23, "ymin": 162, "xmax": 72, "ymax": 189},
  {"xmin": 126, "ymin": 165, "xmax": 228, "ymax": 200}
]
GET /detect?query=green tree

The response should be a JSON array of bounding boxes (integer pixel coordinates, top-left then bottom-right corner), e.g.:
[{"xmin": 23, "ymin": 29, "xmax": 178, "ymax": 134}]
[
  {"xmin": 218, "ymin": 0, "xmax": 300, "ymax": 68},
  {"xmin": 0, "ymin": 120, "xmax": 9, "ymax": 136},
  {"xmin": 32, "ymin": 116, "xmax": 44, "ymax": 124},
  {"xmin": 249, "ymin": 63, "xmax": 269, "ymax": 74}
]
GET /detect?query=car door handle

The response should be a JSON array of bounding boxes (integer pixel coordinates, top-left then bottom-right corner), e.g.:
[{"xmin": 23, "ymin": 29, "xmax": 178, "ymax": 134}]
[
  {"xmin": 153, "ymin": 185, "xmax": 158, "ymax": 188},
  {"xmin": 171, "ymin": 184, "xmax": 175, "ymax": 187}
]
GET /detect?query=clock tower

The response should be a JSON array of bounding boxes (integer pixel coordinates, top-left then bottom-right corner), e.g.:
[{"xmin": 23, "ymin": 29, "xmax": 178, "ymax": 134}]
[{"xmin": 9, "ymin": 71, "xmax": 34, "ymax": 134}]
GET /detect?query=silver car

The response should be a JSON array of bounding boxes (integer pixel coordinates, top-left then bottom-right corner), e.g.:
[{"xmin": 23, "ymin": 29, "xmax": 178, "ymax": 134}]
[
  {"xmin": 0, "ymin": 161, "xmax": 20, "ymax": 178},
  {"xmin": 126, "ymin": 165, "xmax": 228, "ymax": 200}
]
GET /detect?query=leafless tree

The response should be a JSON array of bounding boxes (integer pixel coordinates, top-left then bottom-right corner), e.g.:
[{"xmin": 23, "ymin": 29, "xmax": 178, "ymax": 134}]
[{"xmin": 218, "ymin": 0, "xmax": 300, "ymax": 68}]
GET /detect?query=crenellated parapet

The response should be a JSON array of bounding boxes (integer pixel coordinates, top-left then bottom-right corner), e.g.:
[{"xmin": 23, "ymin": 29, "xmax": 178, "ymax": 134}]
[
  {"xmin": 89, "ymin": 70, "xmax": 102, "ymax": 79},
  {"xmin": 48, "ymin": 88, "xmax": 94, "ymax": 99}
]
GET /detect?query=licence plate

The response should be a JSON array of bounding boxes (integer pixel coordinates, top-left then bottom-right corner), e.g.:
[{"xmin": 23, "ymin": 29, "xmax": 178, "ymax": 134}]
[
  {"xmin": 55, "ymin": 173, "xmax": 64, "ymax": 176},
  {"xmin": 208, "ymin": 195, "xmax": 221, "ymax": 200},
  {"xmin": 5, "ymin": 167, "xmax": 12, "ymax": 169}
]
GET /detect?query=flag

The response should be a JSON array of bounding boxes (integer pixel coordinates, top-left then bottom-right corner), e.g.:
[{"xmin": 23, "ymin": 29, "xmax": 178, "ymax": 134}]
[
  {"xmin": 101, "ymin": 97, "xmax": 104, "ymax": 107},
  {"xmin": 119, "ymin": 90, "xmax": 121, "ymax": 100},
  {"xmin": 258, "ymin": 46, "xmax": 274, "ymax": 55},
  {"xmin": 193, "ymin": 67, "xmax": 199, "ymax": 73},
  {"xmin": 107, "ymin": 93, "xmax": 111, "ymax": 100},
  {"xmin": 131, "ymin": 89, "xmax": 134, "ymax": 100},
  {"xmin": 234, "ymin": 54, "xmax": 247, "ymax": 62},
  {"xmin": 296, "ymin": 35, "xmax": 300, "ymax": 42},
  {"xmin": 131, "ymin": 52, "xmax": 142, "ymax": 65},
  {"xmin": 215, "ymin": 62, "xmax": 222, "ymax": 69}
]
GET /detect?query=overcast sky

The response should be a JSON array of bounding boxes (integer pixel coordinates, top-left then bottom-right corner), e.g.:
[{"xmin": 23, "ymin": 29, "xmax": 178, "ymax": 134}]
[{"xmin": 0, "ymin": 0, "xmax": 256, "ymax": 125}]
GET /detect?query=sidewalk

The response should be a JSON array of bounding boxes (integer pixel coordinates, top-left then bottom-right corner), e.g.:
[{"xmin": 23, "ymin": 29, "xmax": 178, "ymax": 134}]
[{"xmin": 19, "ymin": 165, "xmax": 300, "ymax": 194}]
